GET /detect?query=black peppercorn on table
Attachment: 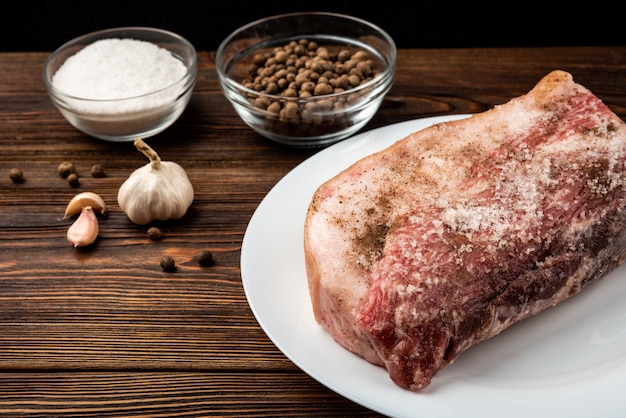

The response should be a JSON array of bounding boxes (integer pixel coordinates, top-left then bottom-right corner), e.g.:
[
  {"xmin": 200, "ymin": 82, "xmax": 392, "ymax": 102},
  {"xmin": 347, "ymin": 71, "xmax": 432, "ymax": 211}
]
[{"xmin": 1, "ymin": 46, "xmax": 625, "ymax": 417}]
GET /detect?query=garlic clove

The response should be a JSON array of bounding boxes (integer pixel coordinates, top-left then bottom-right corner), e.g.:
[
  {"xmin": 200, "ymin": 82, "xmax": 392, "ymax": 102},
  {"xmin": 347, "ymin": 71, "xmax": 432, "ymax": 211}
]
[
  {"xmin": 65, "ymin": 191, "xmax": 106, "ymax": 217},
  {"xmin": 66, "ymin": 206, "xmax": 99, "ymax": 247}
]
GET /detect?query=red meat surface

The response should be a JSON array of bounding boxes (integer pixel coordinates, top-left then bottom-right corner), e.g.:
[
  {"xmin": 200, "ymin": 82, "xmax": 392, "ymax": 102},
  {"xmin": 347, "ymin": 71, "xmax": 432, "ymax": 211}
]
[{"xmin": 304, "ymin": 70, "xmax": 626, "ymax": 391}]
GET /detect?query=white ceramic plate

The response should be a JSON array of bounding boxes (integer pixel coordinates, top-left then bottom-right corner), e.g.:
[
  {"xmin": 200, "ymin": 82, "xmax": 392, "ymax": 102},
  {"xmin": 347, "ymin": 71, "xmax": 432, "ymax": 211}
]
[{"xmin": 240, "ymin": 115, "xmax": 626, "ymax": 418}]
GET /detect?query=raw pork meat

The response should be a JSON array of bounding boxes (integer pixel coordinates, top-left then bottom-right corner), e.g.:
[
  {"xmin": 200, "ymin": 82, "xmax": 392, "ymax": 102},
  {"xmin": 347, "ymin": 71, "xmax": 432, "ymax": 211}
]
[{"xmin": 304, "ymin": 70, "xmax": 626, "ymax": 391}]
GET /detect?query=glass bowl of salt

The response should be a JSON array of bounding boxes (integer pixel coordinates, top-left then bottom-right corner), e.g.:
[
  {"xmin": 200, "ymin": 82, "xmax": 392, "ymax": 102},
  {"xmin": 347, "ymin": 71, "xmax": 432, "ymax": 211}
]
[{"xmin": 43, "ymin": 27, "xmax": 197, "ymax": 142}]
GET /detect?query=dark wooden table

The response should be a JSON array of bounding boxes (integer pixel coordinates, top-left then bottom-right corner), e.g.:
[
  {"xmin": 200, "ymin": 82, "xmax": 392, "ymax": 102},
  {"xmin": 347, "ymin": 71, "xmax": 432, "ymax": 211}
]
[{"xmin": 1, "ymin": 46, "xmax": 625, "ymax": 417}]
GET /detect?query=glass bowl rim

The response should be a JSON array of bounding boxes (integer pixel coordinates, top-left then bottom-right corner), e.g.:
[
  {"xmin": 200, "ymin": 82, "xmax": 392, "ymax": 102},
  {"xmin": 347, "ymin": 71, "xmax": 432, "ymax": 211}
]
[
  {"xmin": 43, "ymin": 26, "xmax": 198, "ymax": 103},
  {"xmin": 215, "ymin": 11, "xmax": 397, "ymax": 102}
]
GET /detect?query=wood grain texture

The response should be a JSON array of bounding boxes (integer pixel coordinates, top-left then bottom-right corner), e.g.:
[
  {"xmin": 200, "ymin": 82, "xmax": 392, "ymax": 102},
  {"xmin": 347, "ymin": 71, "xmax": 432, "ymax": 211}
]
[{"xmin": 1, "ymin": 47, "xmax": 625, "ymax": 416}]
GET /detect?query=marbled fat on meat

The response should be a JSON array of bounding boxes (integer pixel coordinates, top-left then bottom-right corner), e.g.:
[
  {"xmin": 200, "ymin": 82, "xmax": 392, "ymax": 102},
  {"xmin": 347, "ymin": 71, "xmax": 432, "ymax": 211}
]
[{"xmin": 304, "ymin": 70, "xmax": 626, "ymax": 391}]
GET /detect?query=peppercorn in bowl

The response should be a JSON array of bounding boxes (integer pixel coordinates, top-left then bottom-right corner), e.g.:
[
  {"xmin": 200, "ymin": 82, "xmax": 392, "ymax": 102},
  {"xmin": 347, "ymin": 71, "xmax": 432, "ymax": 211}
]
[
  {"xmin": 216, "ymin": 12, "xmax": 396, "ymax": 148},
  {"xmin": 43, "ymin": 27, "xmax": 197, "ymax": 142}
]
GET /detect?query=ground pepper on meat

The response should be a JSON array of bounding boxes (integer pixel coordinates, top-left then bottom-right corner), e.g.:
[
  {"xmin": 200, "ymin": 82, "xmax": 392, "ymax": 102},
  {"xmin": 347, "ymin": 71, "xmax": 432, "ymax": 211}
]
[{"xmin": 355, "ymin": 221, "xmax": 390, "ymax": 270}]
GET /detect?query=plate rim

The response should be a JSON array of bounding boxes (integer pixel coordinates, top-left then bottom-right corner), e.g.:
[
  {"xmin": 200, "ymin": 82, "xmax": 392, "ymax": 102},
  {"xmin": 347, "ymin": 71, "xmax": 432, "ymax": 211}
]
[{"xmin": 240, "ymin": 115, "xmax": 626, "ymax": 417}]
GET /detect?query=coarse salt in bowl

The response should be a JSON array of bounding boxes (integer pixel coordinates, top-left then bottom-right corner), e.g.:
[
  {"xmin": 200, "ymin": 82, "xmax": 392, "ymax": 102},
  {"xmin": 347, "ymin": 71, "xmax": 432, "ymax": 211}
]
[
  {"xmin": 43, "ymin": 27, "xmax": 197, "ymax": 142},
  {"xmin": 216, "ymin": 12, "xmax": 396, "ymax": 148}
]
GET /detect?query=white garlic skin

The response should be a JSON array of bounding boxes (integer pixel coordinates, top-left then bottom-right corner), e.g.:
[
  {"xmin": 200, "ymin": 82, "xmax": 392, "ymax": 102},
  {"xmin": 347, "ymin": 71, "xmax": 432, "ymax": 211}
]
[{"xmin": 117, "ymin": 161, "xmax": 194, "ymax": 225}]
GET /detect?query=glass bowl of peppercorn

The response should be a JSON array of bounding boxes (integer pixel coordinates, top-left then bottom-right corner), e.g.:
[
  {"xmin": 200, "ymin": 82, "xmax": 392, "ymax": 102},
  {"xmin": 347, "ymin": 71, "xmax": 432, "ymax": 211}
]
[
  {"xmin": 216, "ymin": 12, "xmax": 396, "ymax": 148},
  {"xmin": 43, "ymin": 27, "xmax": 197, "ymax": 142}
]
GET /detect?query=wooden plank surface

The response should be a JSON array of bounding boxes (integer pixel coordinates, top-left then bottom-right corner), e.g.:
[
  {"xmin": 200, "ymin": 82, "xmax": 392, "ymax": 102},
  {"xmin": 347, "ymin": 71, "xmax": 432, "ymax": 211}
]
[{"xmin": 1, "ymin": 47, "xmax": 625, "ymax": 416}]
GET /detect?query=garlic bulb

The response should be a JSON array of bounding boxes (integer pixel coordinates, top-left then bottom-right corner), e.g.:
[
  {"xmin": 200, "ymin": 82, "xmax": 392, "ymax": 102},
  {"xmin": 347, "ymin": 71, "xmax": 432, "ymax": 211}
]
[{"xmin": 117, "ymin": 138, "xmax": 194, "ymax": 225}]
